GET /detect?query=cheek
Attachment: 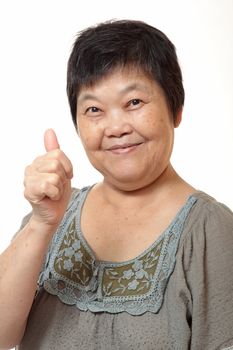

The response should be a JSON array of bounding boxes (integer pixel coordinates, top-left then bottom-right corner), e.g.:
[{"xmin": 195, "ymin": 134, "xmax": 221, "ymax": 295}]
[
  {"xmin": 140, "ymin": 115, "xmax": 163, "ymax": 139},
  {"xmin": 78, "ymin": 123, "xmax": 102, "ymax": 151},
  {"xmin": 147, "ymin": 118, "xmax": 174, "ymax": 150}
]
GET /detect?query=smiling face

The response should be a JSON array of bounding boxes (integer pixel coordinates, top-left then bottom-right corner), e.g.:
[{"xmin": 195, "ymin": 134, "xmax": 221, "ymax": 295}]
[{"xmin": 76, "ymin": 67, "xmax": 181, "ymax": 191}]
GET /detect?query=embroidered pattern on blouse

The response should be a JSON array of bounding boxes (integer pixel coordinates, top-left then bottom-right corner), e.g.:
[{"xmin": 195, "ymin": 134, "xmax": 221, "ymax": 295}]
[
  {"xmin": 54, "ymin": 218, "xmax": 95, "ymax": 288},
  {"xmin": 218, "ymin": 342, "xmax": 233, "ymax": 350},
  {"xmin": 39, "ymin": 186, "xmax": 197, "ymax": 315},
  {"xmin": 102, "ymin": 240, "xmax": 163, "ymax": 297}
]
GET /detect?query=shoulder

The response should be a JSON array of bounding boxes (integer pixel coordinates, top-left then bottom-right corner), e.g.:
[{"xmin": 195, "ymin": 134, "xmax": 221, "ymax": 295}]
[
  {"xmin": 178, "ymin": 191, "xmax": 233, "ymax": 269},
  {"xmin": 193, "ymin": 191, "xmax": 232, "ymax": 217},
  {"xmin": 182, "ymin": 191, "xmax": 233, "ymax": 242}
]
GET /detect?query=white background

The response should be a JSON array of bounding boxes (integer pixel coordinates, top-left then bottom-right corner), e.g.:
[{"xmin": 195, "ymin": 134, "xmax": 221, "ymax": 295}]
[{"xmin": 0, "ymin": 0, "xmax": 232, "ymax": 254}]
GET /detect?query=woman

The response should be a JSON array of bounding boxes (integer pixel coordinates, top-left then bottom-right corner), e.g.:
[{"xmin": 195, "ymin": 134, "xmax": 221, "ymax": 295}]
[{"xmin": 0, "ymin": 20, "xmax": 233, "ymax": 350}]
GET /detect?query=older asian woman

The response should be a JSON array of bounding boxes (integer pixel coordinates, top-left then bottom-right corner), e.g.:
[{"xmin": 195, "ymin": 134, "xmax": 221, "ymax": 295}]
[{"xmin": 0, "ymin": 20, "xmax": 233, "ymax": 350}]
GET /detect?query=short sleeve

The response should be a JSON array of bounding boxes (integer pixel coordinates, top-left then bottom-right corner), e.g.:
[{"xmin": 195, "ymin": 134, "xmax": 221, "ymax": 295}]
[
  {"xmin": 10, "ymin": 212, "xmax": 32, "ymax": 242},
  {"xmin": 182, "ymin": 198, "xmax": 233, "ymax": 350}
]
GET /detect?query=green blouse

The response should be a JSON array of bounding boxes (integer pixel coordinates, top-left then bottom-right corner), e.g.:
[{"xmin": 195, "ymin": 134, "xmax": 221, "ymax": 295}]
[
  {"xmin": 39, "ymin": 186, "xmax": 196, "ymax": 315},
  {"xmin": 18, "ymin": 187, "xmax": 233, "ymax": 350}
]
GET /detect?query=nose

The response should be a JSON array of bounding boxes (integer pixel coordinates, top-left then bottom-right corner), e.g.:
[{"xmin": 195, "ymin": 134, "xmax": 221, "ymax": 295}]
[{"xmin": 104, "ymin": 111, "xmax": 133, "ymax": 138}]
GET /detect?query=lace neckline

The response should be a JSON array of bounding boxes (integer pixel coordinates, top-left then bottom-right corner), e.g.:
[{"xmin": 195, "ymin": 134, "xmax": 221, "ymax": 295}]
[
  {"xmin": 75, "ymin": 186, "xmax": 196, "ymax": 266},
  {"xmin": 39, "ymin": 186, "xmax": 198, "ymax": 315}
]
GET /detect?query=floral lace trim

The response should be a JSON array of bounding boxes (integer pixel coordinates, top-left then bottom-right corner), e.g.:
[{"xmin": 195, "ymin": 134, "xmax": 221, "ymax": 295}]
[
  {"xmin": 39, "ymin": 186, "xmax": 197, "ymax": 315},
  {"xmin": 217, "ymin": 340, "xmax": 233, "ymax": 350}
]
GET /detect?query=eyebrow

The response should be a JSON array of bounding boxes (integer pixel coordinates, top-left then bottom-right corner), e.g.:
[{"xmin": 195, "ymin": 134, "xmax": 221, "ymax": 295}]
[
  {"xmin": 77, "ymin": 94, "xmax": 100, "ymax": 104},
  {"xmin": 77, "ymin": 82, "xmax": 150, "ymax": 104}
]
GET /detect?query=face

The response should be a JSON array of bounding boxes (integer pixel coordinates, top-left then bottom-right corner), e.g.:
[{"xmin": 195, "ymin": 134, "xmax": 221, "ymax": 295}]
[{"xmin": 76, "ymin": 68, "xmax": 180, "ymax": 191}]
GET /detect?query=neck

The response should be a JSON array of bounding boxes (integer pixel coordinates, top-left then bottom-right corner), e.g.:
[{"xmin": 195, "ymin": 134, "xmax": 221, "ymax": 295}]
[{"xmin": 97, "ymin": 164, "xmax": 191, "ymax": 210}]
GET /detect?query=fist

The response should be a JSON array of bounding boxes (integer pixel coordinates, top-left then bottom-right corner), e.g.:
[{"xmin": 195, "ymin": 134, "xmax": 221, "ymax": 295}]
[{"xmin": 24, "ymin": 129, "xmax": 73, "ymax": 227}]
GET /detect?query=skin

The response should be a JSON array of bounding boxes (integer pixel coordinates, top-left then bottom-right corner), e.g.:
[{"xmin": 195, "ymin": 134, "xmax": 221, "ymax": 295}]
[
  {"xmin": 76, "ymin": 68, "xmax": 180, "ymax": 192},
  {"xmin": 0, "ymin": 67, "xmax": 195, "ymax": 347},
  {"xmin": 0, "ymin": 130, "xmax": 73, "ymax": 348},
  {"xmin": 24, "ymin": 129, "xmax": 73, "ymax": 227},
  {"xmin": 75, "ymin": 68, "xmax": 195, "ymax": 261}
]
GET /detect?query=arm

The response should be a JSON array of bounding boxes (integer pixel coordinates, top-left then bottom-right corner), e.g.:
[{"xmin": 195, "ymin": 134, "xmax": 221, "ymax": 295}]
[
  {"xmin": 0, "ymin": 129, "xmax": 73, "ymax": 349},
  {"xmin": 0, "ymin": 220, "xmax": 58, "ymax": 349},
  {"xmin": 185, "ymin": 200, "xmax": 233, "ymax": 350}
]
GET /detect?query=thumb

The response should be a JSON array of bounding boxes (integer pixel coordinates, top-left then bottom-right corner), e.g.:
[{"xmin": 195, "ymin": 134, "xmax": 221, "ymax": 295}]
[{"xmin": 44, "ymin": 129, "xmax": 60, "ymax": 152}]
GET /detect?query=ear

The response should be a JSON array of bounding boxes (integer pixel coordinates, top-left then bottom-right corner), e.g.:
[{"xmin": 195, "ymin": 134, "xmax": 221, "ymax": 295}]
[
  {"xmin": 174, "ymin": 108, "xmax": 182, "ymax": 128},
  {"xmin": 75, "ymin": 113, "xmax": 80, "ymax": 136},
  {"xmin": 76, "ymin": 123, "xmax": 80, "ymax": 136}
]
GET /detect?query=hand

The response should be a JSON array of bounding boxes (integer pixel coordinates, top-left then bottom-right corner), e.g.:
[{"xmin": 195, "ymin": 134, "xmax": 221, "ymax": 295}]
[{"xmin": 24, "ymin": 129, "xmax": 73, "ymax": 228}]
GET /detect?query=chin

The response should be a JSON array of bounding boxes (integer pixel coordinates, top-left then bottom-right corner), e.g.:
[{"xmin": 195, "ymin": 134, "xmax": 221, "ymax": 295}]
[{"xmin": 105, "ymin": 173, "xmax": 153, "ymax": 192}]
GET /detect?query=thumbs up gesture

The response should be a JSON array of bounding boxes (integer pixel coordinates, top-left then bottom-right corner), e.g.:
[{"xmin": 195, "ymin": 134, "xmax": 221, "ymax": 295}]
[{"xmin": 24, "ymin": 129, "xmax": 73, "ymax": 228}]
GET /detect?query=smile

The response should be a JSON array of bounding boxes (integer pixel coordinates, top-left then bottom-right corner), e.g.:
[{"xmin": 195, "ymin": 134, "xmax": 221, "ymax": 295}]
[{"xmin": 106, "ymin": 142, "xmax": 143, "ymax": 154}]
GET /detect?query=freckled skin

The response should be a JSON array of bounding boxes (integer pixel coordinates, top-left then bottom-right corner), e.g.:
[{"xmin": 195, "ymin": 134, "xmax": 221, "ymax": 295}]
[
  {"xmin": 76, "ymin": 68, "xmax": 179, "ymax": 192},
  {"xmin": 74, "ymin": 68, "xmax": 196, "ymax": 264}
]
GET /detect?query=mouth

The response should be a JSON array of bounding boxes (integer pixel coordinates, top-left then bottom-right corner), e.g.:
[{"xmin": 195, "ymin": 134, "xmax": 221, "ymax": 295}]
[{"xmin": 106, "ymin": 142, "xmax": 143, "ymax": 154}]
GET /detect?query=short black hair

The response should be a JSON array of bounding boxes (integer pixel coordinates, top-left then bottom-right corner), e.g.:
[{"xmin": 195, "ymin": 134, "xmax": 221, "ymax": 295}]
[{"xmin": 67, "ymin": 20, "xmax": 184, "ymax": 126}]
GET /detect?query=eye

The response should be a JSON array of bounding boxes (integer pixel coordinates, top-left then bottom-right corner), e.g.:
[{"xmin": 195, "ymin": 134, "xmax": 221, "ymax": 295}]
[
  {"xmin": 85, "ymin": 106, "xmax": 102, "ymax": 117},
  {"xmin": 127, "ymin": 99, "xmax": 143, "ymax": 110},
  {"xmin": 131, "ymin": 99, "xmax": 141, "ymax": 106},
  {"xmin": 86, "ymin": 106, "xmax": 100, "ymax": 113}
]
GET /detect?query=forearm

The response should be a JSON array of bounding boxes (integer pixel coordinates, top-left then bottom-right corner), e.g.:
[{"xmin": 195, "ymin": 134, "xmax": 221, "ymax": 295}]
[
  {"xmin": 0, "ymin": 220, "xmax": 56, "ymax": 348},
  {"xmin": 0, "ymin": 129, "xmax": 73, "ymax": 348}
]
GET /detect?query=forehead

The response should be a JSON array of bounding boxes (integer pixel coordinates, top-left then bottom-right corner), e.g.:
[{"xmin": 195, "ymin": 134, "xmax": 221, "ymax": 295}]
[{"xmin": 77, "ymin": 67, "xmax": 160, "ymax": 102}]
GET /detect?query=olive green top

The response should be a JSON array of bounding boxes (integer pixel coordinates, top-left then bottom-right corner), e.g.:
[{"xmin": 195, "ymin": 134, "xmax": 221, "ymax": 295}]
[{"xmin": 17, "ymin": 187, "xmax": 233, "ymax": 350}]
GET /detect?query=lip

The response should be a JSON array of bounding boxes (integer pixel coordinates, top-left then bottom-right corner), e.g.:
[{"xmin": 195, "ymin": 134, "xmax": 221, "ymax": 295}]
[{"xmin": 106, "ymin": 142, "xmax": 143, "ymax": 154}]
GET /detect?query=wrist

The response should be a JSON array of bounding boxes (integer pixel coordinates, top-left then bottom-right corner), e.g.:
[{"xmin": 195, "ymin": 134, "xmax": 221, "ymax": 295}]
[{"xmin": 27, "ymin": 216, "xmax": 59, "ymax": 240}]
